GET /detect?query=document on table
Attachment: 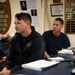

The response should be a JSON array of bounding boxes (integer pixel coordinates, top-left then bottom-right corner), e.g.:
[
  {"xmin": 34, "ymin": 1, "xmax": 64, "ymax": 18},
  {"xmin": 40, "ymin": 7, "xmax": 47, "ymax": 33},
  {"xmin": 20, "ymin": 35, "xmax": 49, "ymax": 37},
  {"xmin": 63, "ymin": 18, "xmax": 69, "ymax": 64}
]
[
  {"xmin": 22, "ymin": 59, "xmax": 59, "ymax": 71},
  {"xmin": 48, "ymin": 57, "xmax": 64, "ymax": 62},
  {"xmin": 58, "ymin": 49, "xmax": 73, "ymax": 54}
]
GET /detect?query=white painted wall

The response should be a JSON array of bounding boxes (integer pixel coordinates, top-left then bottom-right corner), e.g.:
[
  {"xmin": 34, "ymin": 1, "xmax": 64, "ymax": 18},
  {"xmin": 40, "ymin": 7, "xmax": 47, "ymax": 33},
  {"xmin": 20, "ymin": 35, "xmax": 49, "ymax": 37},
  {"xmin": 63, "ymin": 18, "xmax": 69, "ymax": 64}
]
[{"xmin": 5, "ymin": 0, "xmax": 75, "ymax": 47}]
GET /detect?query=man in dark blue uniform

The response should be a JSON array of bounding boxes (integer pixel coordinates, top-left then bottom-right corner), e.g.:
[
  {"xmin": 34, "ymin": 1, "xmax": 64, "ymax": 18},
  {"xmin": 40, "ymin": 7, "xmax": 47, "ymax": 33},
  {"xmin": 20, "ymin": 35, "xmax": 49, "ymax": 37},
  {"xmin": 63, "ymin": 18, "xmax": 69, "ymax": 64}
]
[
  {"xmin": 42, "ymin": 18, "xmax": 71, "ymax": 59},
  {"xmin": 0, "ymin": 41, "xmax": 4, "ymax": 60},
  {"xmin": 0, "ymin": 13, "xmax": 45, "ymax": 75}
]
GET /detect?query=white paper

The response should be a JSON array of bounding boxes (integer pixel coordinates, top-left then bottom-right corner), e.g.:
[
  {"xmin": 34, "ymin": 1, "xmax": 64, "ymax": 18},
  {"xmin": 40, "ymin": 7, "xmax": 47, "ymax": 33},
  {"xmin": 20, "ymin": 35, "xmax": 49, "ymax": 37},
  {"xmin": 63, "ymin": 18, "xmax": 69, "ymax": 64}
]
[
  {"xmin": 58, "ymin": 49, "xmax": 73, "ymax": 54},
  {"xmin": 20, "ymin": 0, "xmax": 39, "ymax": 26},
  {"xmin": 22, "ymin": 59, "xmax": 59, "ymax": 71},
  {"xmin": 49, "ymin": 57, "xmax": 64, "ymax": 62}
]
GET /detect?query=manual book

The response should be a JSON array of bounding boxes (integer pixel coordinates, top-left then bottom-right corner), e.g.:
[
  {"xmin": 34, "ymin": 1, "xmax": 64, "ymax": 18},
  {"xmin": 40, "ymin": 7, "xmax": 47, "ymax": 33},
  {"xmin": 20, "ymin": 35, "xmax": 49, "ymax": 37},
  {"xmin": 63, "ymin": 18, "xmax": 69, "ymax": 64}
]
[
  {"xmin": 48, "ymin": 57, "xmax": 64, "ymax": 62},
  {"xmin": 22, "ymin": 59, "xmax": 59, "ymax": 71},
  {"xmin": 58, "ymin": 49, "xmax": 73, "ymax": 54}
]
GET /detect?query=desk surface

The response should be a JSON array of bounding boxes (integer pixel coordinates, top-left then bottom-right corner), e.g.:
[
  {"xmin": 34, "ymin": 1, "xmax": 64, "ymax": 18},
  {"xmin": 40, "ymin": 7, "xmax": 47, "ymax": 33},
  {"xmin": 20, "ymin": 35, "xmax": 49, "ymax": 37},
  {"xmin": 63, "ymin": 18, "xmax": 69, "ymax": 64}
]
[
  {"xmin": 12, "ymin": 54, "xmax": 75, "ymax": 75},
  {"xmin": 13, "ymin": 62, "xmax": 71, "ymax": 75}
]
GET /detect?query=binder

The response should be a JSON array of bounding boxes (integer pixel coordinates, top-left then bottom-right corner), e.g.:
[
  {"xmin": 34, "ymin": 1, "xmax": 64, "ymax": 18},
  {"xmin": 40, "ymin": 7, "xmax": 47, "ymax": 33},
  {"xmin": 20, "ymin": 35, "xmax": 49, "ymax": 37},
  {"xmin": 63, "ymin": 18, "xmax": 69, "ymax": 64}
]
[
  {"xmin": 48, "ymin": 57, "xmax": 64, "ymax": 62},
  {"xmin": 22, "ymin": 59, "xmax": 59, "ymax": 71},
  {"xmin": 58, "ymin": 49, "xmax": 73, "ymax": 54}
]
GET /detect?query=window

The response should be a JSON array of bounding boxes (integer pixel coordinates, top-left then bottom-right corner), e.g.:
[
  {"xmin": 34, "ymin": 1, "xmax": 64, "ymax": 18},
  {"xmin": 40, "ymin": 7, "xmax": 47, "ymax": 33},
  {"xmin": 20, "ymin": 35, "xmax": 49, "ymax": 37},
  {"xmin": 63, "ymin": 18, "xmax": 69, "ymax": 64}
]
[{"xmin": 65, "ymin": 0, "xmax": 75, "ymax": 34}]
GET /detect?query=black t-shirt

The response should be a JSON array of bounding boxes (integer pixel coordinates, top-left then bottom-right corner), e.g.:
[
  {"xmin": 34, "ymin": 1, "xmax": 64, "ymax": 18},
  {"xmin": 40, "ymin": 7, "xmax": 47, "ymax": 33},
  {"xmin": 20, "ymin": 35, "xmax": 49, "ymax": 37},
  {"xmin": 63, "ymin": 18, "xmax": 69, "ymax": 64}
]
[{"xmin": 43, "ymin": 30, "xmax": 71, "ymax": 56}]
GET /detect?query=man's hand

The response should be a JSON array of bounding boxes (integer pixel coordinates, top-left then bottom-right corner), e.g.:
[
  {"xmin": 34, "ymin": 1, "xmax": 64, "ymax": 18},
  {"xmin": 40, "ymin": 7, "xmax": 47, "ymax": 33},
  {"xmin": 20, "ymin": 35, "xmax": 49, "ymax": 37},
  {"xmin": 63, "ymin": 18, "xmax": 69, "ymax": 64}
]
[
  {"xmin": 44, "ymin": 51, "xmax": 50, "ymax": 59},
  {"xmin": 0, "ymin": 67, "xmax": 11, "ymax": 75}
]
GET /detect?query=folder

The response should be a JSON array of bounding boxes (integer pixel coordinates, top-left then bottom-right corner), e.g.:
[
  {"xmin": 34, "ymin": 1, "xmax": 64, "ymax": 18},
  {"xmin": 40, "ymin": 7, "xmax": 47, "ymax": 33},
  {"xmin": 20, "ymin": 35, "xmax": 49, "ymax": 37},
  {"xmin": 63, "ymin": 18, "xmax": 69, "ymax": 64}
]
[
  {"xmin": 48, "ymin": 57, "xmax": 64, "ymax": 62},
  {"xmin": 58, "ymin": 49, "xmax": 73, "ymax": 54},
  {"xmin": 22, "ymin": 59, "xmax": 59, "ymax": 71}
]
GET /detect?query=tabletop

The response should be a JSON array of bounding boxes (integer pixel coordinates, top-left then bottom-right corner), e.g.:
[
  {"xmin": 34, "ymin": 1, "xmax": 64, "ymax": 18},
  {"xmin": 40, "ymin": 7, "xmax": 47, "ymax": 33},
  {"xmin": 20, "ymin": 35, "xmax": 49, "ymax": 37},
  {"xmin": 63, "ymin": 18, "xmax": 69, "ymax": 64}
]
[
  {"xmin": 11, "ymin": 53, "xmax": 75, "ymax": 75},
  {"xmin": 12, "ymin": 61, "xmax": 72, "ymax": 75}
]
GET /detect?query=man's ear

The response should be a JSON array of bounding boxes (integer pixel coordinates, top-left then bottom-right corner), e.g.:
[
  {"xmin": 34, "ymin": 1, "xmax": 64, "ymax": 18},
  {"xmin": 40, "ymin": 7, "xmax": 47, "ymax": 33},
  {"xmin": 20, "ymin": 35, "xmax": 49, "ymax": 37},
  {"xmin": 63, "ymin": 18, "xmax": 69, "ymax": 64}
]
[
  {"xmin": 61, "ymin": 24, "xmax": 63, "ymax": 28},
  {"xmin": 25, "ymin": 21, "xmax": 30, "ymax": 28},
  {"xmin": 26, "ymin": 21, "xmax": 30, "ymax": 26}
]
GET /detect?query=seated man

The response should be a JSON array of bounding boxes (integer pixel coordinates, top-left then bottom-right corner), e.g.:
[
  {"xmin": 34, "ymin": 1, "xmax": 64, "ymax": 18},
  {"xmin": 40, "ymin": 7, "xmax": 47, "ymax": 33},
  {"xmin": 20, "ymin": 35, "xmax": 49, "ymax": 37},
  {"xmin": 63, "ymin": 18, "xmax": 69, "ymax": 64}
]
[
  {"xmin": 0, "ymin": 34, "xmax": 7, "ymax": 60},
  {"xmin": 42, "ymin": 18, "xmax": 71, "ymax": 59},
  {"xmin": 0, "ymin": 13, "xmax": 45, "ymax": 75},
  {"xmin": 0, "ymin": 33, "xmax": 10, "ymax": 56},
  {"xmin": 0, "ymin": 41, "xmax": 4, "ymax": 60}
]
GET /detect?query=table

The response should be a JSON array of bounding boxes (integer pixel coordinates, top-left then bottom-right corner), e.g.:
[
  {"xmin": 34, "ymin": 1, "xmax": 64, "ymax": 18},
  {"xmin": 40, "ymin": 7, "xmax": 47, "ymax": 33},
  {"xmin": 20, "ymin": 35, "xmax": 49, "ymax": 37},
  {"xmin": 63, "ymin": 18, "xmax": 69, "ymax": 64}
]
[
  {"xmin": 12, "ymin": 61, "xmax": 72, "ymax": 75},
  {"xmin": 12, "ymin": 54, "xmax": 75, "ymax": 75}
]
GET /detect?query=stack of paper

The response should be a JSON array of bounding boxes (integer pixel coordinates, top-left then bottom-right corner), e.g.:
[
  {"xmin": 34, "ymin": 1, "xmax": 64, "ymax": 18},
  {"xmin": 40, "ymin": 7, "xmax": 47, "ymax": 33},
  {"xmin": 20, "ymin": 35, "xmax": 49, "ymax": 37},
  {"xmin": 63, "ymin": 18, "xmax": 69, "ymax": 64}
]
[
  {"xmin": 58, "ymin": 49, "xmax": 73, "ymax": 54},
  {"xmin": 22, "ymin": 59, "xmax": 59, "ymax": 71},
  {"xmin": 48, "ymin": 57, "xmax": 64, "ymax": 62}
]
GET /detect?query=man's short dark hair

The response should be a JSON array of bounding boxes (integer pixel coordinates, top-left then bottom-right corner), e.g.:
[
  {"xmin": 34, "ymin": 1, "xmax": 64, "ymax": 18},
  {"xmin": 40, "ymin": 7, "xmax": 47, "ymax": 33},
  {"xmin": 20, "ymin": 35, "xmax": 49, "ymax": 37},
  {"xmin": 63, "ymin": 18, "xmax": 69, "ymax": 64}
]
[
  {"xmin": 55, "ymin": 18, "xmax": 64, "ymax": 25},
  {"xmin": 15, "ymin": 13, "xmax": 32, "ymax": 24}
]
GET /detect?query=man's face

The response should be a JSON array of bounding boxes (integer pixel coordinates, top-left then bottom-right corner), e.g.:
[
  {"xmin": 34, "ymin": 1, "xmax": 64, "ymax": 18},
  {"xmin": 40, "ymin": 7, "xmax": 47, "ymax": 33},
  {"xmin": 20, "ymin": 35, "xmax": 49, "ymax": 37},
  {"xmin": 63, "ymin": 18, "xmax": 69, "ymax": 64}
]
[
  {"xmin": 14, "ymin": 18, "xmax": 27, "ymax": 34},
  {"xmin": 53, "ymin": 20, "xmax": 63, "ymax": 33}
]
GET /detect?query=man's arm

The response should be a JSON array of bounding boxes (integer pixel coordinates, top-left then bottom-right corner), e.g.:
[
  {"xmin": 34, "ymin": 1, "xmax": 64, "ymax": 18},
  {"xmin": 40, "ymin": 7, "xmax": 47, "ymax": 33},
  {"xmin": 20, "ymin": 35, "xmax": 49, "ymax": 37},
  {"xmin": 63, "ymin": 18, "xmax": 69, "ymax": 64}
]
[
  {"xmin": 0, "ymin": 35, "xmax": 18, "ymax": 74},
  {"xmin": 0, "ymin": 67, "xmax": 11, "ymax": 75},
  {"xmin": 63, "ymin": 34, "xmax": 71, "ymax": 49},
  {"xmin": 44, "ymin": 51, "xmax": 50, "ymax": 59}
]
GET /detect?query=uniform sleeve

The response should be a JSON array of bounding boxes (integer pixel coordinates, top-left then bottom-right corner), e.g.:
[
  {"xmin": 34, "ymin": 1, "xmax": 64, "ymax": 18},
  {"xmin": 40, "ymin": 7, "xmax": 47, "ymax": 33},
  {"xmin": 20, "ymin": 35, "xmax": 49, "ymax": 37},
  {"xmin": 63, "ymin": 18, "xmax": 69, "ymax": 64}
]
[
  {"xmin": 2, "ymin": 35, "xmax": 17, "ymax": 70},
  {"xmin": 31, "ymin": 37, "xmax": 45, "ymax": 60},
  {"xmin": 0, "ymin": 41, "xmax": 4, "ymax": 60},
  {"xmin": 63, "ymin": 35, "xmax": 71, "ymax": 48}
]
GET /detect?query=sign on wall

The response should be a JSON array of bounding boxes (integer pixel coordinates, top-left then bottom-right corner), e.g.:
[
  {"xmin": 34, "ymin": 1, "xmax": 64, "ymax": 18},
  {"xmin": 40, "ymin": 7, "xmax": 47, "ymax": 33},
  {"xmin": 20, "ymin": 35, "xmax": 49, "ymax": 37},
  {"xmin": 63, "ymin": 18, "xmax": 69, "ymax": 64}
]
[{"xmin": 20, "ymin": 0, "xmax": 39, "ymax": 26}]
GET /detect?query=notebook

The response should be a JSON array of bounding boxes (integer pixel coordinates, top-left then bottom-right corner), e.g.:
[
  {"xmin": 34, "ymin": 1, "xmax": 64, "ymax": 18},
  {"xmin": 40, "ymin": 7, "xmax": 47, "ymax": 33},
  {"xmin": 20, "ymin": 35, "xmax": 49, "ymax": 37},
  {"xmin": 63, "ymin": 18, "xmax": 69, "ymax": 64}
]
[
  {"xmin": 22, "ymin": 59, "xmax": 59, "ymax": 71},
  {"xmin": 58, "ymin": 49, "xmax": 73, "ymax": 54},
  {"xmin": 48, "ymin": 57, "xmax": 64, "ymax": 62}
]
